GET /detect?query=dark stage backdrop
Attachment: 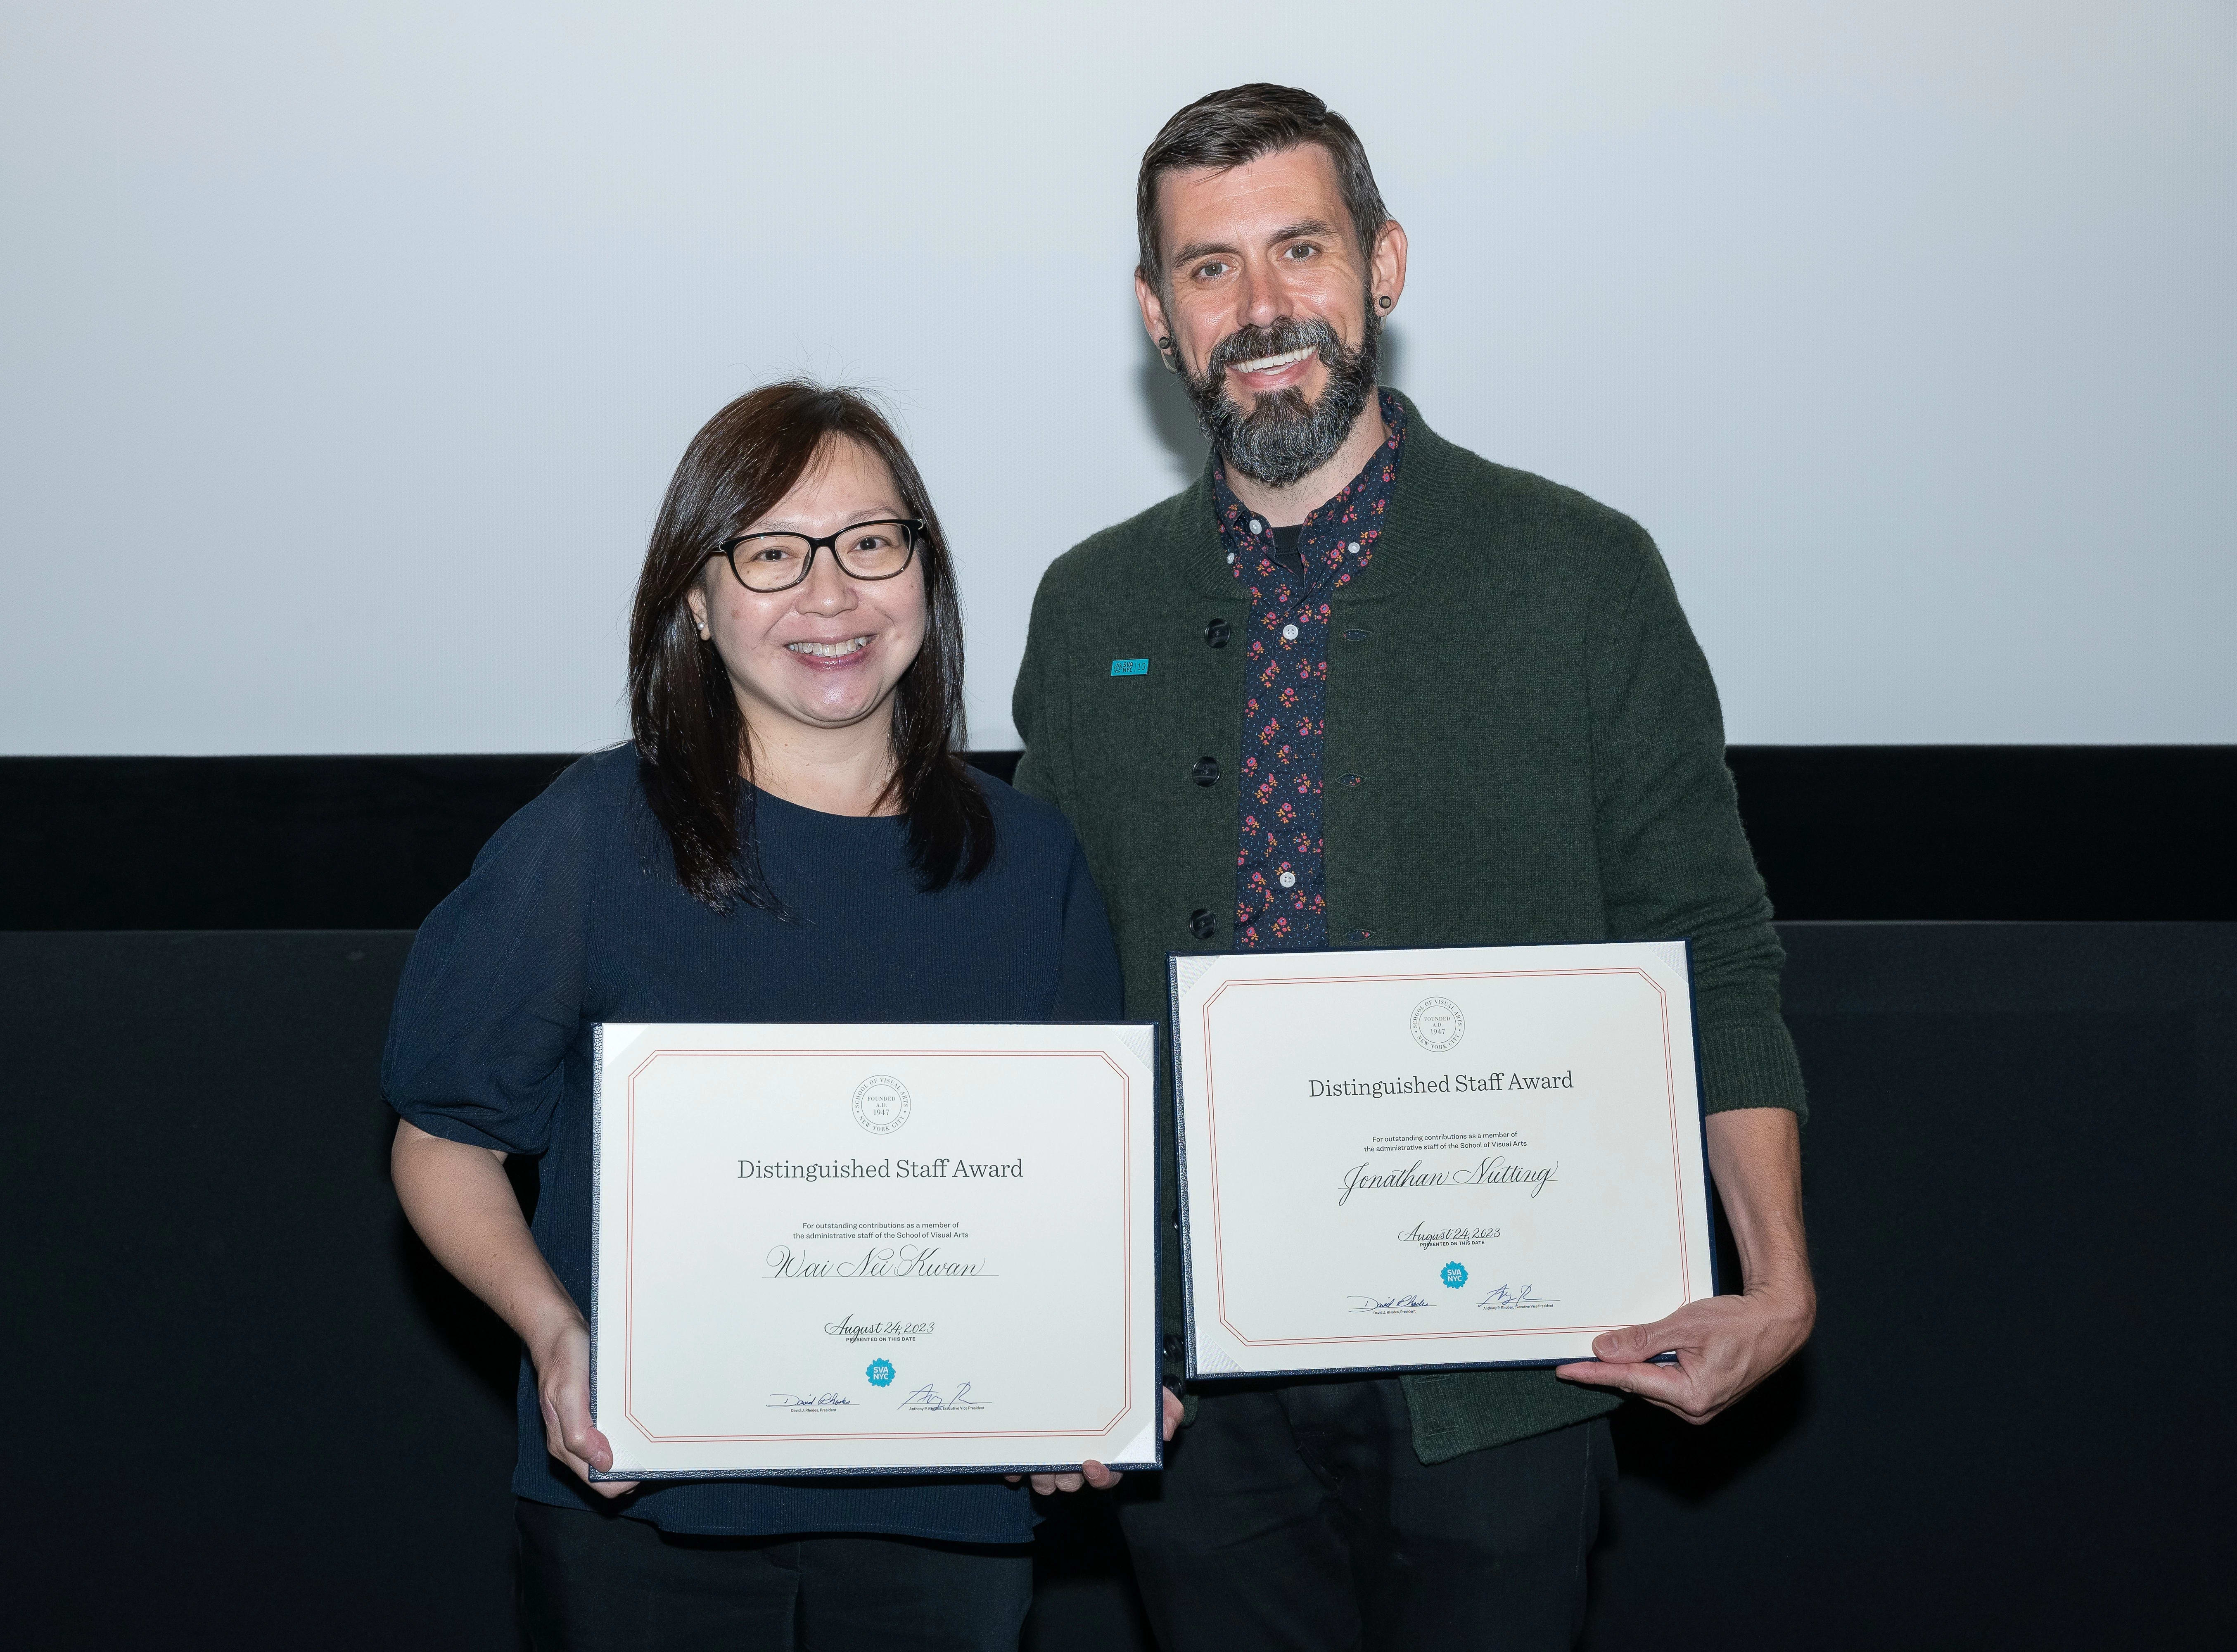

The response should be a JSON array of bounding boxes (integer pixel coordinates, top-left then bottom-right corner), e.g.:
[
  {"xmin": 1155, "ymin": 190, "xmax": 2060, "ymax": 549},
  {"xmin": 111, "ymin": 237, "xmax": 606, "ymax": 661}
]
[
  {"xmin": 3, "ymin": 747, "xmax": 2235, "ymax": 929},
  {"xmin": 4, "ymin": 923, "xmax": 2230, "ymax": 1650}
]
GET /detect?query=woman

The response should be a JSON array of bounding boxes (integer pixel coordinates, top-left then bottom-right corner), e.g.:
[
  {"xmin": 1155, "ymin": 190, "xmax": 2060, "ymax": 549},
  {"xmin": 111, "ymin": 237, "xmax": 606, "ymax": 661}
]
[{"xmin": 385, "ymin": 383, "xmax": 1125, "ymax": 1650}]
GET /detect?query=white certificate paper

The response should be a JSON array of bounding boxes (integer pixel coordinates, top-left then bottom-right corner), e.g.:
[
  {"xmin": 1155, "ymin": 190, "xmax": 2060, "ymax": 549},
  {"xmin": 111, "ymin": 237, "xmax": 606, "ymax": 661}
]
[
  {"xmin": 591, "ymin": 1023, "xmax": 1160, "ymax": 1477},
  {"xmin": 1171, "ymin": 942, "xmax": 1715, "ymax": 1378}
]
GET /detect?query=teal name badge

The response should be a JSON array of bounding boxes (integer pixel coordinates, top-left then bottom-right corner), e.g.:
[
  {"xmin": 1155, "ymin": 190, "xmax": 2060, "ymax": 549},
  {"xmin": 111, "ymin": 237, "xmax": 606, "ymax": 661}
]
[{"xmin": 1110, "ymin": 658, "xmax": 1149, "ymax": 677}]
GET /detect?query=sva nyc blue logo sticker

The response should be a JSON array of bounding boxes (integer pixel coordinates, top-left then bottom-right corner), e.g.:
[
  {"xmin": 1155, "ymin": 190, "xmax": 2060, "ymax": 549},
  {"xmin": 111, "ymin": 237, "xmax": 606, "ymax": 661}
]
[
  {"xmin": 1440, "ymin": 1261, "xmax": 1468, "ymax": 1289},
  {"xmin": 1110, "ymin": 658, "xmax": 1148, "ymax": 677},
  {"xmin": 866, "ymin": 1358, "xmax": 896, "ymax": 1388}
]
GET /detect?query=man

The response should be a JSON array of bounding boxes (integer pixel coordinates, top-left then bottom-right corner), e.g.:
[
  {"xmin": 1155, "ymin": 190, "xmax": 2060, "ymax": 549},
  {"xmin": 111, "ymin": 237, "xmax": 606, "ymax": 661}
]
[{"xmin": 1012, "ymin": 85, "xmax": 1815, "ymax": 1650}]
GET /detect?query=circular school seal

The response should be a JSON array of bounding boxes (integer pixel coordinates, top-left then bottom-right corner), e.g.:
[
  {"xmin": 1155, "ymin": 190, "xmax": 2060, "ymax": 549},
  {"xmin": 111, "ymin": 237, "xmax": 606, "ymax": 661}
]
[
  {"xmin": 1410, "ymin": 997, "xmax": 1465, "ymax": 1052},
  {"xmin": 852, "ymin": 1075, "xmax": 912, "ymax": 1135},
  {"xmin": 1441, "ymin": 1261, "xmax": 1469, "ymax": 1289},
  {"xmin": 865, "ymin": 1358, "xmax": 896, "ymax": 1389}
]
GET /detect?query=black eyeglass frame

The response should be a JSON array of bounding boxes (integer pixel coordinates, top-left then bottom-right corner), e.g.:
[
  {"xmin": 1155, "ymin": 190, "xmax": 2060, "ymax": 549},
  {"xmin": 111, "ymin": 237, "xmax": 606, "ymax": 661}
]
[{"xmin": 708, "ymin": 517, "xmax": 928, "ymax": 593}]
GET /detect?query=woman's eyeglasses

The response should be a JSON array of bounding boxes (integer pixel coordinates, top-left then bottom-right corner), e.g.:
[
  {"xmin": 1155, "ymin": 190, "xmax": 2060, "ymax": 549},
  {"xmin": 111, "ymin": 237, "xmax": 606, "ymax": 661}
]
[{"xmin": 710, "ymin": 519, "xmax": 925, "ymax": 593}]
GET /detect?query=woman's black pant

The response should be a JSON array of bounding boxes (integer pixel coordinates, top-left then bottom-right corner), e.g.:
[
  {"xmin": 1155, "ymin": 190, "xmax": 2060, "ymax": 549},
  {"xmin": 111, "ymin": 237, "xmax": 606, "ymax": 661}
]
[{"xmin": 515, "ymin": 1498, "xmax": 1034, "ymax": 1652}]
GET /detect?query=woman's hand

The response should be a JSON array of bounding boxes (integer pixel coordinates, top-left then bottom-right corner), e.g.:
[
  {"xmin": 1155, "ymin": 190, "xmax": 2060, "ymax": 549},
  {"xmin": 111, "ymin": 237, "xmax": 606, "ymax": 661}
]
[
  {"xmin": 1007, "ymin": 1386, "xmax": 1184, "ymax": 1495},
  {"xmin": 529, "ymin": 1312, "xmax": 638, "ymax": 1498}
]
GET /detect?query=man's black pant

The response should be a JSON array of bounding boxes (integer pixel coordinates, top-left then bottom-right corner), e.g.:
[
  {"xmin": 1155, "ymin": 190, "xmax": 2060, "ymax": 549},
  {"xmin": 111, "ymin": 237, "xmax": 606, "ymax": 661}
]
[
  {"xmin": 515, "ymin": 1498, "xmax": 1034, "ymax": 1652},
  {"xmin": 1119, "ymin": 1378, "xmax": 1613, "ymax": 1652}
]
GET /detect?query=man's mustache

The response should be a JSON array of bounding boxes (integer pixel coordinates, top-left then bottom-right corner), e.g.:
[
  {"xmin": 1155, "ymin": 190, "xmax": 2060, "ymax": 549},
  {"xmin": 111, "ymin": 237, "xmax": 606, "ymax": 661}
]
[{"xmin": 1205, "ymin": 317, "xmax": 1347, "ymax": 377}]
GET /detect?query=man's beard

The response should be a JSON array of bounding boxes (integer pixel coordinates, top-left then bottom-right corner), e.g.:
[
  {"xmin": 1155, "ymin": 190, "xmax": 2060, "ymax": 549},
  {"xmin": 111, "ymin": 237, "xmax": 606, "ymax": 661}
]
[{"xmin": 1181, "ymin": 298, "xmax": 1381, "ymax": 489}]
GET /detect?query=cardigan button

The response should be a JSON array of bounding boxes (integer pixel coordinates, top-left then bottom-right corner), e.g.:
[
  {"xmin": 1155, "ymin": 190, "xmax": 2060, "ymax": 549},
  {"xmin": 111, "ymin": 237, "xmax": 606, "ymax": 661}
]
[
  {"xmin": 1188, "ymin": 909, "xmax": 1217, "ymax": 941},
  {"xmin": 1162, "ymin": 1334, "xmax": 1183, "ymax": 1361},
  {"xmin": 1204, "ymin": 617, "xmax": 1231, "ymax": 648},
  {"xmin": 1191, "ymin": 757, "xmax": 1221, "ymax": 787}
]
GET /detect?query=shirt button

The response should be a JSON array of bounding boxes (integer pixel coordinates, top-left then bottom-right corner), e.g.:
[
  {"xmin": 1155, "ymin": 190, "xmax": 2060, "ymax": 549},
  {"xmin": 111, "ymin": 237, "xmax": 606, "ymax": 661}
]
[
  {"xmin": 1348, "ymin": 541, "xmax": 1360, "ymax": 554},
  {"xmin": 1282, "ymin": 623, "xmax": 1300, "ymax": 641},
  {"xmin": 1278, "ymin": 871, "xmax": 1297, "ymax": 888},
  {"xmin": 1226, "ymin": 552, "xmax": 1236, "ymax": 564},
  {"xmin": 1191, "ymin": 757, "xmax": 1221, "ymax": 786},
  {"xmin": 1249, "ymin": 519, "xmax": 1264, "ymax": 535},
  {"xmin": 1204, "ymin": 617, "xmax": 1231, "ymax": 648},
  {"xmin": 1188, "ymin": 909, "xmax": 1217, "ymax": 940}
]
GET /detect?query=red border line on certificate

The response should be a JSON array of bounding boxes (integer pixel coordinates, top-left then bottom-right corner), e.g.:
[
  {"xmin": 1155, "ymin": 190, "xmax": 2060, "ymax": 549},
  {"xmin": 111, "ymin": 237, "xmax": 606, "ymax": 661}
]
[
  {"xmin": 618, "ymin": 1048, "xmax": 1137, "ymax": 1445},
  {"xmin": 1196, "ymin": 968, "xmax": 1696, "ymax": 1348}
]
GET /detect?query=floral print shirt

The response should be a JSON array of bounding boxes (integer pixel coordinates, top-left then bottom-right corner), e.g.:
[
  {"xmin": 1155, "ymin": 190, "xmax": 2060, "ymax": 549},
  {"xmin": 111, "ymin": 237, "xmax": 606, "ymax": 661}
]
[{"xmin": 1213, "ymin": 388, "xmax": 1406, "ymax": 950}]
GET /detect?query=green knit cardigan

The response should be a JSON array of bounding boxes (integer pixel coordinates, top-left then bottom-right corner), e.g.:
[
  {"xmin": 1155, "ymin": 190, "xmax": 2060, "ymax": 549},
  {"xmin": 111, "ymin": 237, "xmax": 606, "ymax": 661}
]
[{"xmin": 1011, "ymin": 392, "xmax": 1805, "ymax": 1462}]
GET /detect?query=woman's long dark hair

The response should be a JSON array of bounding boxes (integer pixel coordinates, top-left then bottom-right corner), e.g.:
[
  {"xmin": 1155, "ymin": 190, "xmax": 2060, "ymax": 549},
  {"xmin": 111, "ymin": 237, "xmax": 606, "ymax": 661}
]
[{"xmin": 627, "ymin": 381, "xmax": 993, "ymax": 911}]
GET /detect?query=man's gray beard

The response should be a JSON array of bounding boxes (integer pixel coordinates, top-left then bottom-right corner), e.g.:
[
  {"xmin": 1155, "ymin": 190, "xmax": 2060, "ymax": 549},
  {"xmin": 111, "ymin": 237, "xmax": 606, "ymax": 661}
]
[{"xmin": 1182, "ymin": 304, "xmax": 1381, "ymax": 490}]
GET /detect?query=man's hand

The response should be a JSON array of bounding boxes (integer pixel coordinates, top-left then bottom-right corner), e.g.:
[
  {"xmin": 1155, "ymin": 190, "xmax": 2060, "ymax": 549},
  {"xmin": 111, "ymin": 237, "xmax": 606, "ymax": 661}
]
[
  {"xmin": 530, "ymin": 1313, "xmax": 638, "ymax": 1497},
  {"xmin": 1558, "ymin": 1106, "xmax": 1815, "ymax": 1424},
  {"xmin": 1009, "ymin": 1386, "xmax": 1184, "ymax": 1494},
  {"xmin": 1553, "ymin": 1279, "xmax": 1812, "ymax": 1422}
]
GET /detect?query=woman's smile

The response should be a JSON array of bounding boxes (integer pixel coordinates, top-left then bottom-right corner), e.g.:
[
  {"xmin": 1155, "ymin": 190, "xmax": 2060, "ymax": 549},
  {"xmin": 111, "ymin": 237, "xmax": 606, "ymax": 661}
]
[{"xmin": 785, "ymin": 635, "xmax": 873, "ymax": 663}]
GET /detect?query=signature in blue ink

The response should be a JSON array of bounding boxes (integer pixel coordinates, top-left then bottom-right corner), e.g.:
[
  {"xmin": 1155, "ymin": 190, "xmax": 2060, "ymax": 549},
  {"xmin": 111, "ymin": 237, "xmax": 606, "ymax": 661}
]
[
  {"xmin": 1478, "ymin": 1283, "xmax": 1558, "ymax": 1310},
  {"xmin": 900, "ymin": 1381, "xmax": 987, "ymax": 1412},
  {"xmin": 1347, "ymin": 1293, "xmax": 1432, "ymax": 1313},
  {"xmin": 766, "ymin": 1392, "xmax": 852, "ymax": 1410}
]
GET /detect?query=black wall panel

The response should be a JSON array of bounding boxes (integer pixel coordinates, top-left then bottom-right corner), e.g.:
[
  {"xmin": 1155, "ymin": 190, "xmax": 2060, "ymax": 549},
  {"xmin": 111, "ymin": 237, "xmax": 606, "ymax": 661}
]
[
  {"xmin": 1, "ymin": 933, "xmax": 515, "ymax": 1649},
  {"xmin": 1582, "ymin": 923, "xmax": 2236, "ymax": 1649},
  {"xmin": 5, "ymin": 924, "xmax": 2230, "ymax": 1648},
  {"xmin": 4, "ymin": 748, "xmax": 2232, "ymax": 929}
]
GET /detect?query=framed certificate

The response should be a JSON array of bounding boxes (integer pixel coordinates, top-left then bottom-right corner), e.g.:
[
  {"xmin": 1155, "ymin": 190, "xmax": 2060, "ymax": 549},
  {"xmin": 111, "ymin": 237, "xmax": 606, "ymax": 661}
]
[
  {"xmin": 590, "ymin": 1022, "xmax": 1161, "ymax": 1478},
  {"xmin": 1170, "ymin": 942, "xmax": 1715, "ymax": 1379}
]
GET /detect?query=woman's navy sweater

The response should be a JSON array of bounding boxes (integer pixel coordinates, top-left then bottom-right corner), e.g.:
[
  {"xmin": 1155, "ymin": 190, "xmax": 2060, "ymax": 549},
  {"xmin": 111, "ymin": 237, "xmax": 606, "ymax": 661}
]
[{"xmin": 382, "ymin": 745, "xmax": 1123, "ymax": 1540}]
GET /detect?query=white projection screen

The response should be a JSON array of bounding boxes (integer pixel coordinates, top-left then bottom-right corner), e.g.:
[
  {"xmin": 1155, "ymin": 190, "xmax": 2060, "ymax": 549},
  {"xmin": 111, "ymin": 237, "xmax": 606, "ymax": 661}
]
[{"xmin": 2, "ymin": 1, "xmax": 2231, "ymax": 755}]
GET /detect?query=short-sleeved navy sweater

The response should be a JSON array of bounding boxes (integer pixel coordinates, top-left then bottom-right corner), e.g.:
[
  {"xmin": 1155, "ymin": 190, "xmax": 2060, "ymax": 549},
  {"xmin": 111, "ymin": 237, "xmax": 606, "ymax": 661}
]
[{"xmin": 382, "ymin": 745, "xmax": 1124, "ymax": 1540}]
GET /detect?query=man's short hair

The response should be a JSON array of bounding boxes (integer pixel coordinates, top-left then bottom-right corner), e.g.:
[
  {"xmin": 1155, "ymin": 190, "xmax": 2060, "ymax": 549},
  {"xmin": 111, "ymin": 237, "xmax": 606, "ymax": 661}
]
[{"xmin": 1136, "ymin": 83, "xmax": 1390, "ymax": 292}]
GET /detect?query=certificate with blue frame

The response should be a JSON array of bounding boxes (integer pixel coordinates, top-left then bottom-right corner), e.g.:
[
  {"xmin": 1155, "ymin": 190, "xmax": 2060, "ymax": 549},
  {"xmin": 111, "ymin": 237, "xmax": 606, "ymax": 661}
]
[
  {"xmin": 1169, "ymin": 942, "xmax": 1715, "ymax": 1380},
  {"xmin": 589, "ymin": 1022, "xmax": 1161, "ymax": 1478}
]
